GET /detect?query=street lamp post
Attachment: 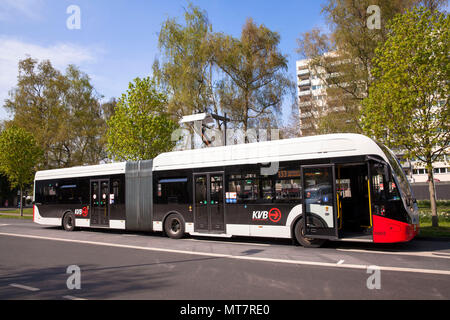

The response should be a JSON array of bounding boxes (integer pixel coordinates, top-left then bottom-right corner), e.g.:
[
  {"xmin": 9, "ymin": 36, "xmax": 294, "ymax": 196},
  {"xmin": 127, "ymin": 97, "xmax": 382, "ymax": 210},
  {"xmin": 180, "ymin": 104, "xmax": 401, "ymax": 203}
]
[{"xmin": 180, "ymin": 112, "xmax": 231, "ymax": 147}]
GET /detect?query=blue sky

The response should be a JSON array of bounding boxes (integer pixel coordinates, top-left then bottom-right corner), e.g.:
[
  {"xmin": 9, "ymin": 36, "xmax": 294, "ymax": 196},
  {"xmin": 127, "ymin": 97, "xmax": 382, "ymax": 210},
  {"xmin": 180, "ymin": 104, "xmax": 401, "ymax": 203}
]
[{"xmin": 0, "ymin": 0, "xmax": 327, "ymax": 122}]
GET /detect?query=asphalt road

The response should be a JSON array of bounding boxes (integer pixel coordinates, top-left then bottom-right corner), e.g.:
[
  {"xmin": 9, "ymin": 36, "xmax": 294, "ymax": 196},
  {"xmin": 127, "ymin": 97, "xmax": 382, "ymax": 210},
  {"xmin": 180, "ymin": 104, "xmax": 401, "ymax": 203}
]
[{"xmin": 0, "ymin": 219, "xmax": 449, "ymax": 300}]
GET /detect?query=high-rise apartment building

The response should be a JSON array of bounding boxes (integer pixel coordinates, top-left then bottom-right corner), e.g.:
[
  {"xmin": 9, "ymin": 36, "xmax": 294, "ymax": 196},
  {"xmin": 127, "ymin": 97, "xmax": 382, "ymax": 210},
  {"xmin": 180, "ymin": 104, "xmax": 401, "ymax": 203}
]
[{"xmin": 296, "ymin": 58, "xmax": 328, "ymax": 137}]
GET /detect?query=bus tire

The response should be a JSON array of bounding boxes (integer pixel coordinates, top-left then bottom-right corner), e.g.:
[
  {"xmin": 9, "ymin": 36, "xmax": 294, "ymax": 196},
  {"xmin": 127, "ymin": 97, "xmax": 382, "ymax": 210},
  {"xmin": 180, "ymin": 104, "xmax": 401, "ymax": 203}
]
[
  {"xmin": 62, "ymin": 212, "xmax": 76, "ymax": 232},
  {"xmin": 294, "ymin": 219, "xmax": 326, "ymax": 248},
  {"xmin": 164, "ymin": 214, "xmax": 185, "ymax": 239}
]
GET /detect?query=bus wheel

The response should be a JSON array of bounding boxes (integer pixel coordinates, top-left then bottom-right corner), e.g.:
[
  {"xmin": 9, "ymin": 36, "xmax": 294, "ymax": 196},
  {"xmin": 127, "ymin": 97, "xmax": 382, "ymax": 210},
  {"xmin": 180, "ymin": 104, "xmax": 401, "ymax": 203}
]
[
  {"xmin": 62, "ymin": 212, "xmax": 76, "ymax": 232},
  {"xmin": 164, "ymin": 214, "xmax": 185, "ymax": 239},
  {"xmin": 294, "ymin": 219, "xmax": 326, "ymax": 248}
]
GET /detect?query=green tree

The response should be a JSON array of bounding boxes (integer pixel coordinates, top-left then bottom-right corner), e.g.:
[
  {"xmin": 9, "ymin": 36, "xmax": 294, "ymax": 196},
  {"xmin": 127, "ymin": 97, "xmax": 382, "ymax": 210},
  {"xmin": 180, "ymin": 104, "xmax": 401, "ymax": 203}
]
[
  {"xmin": 106, "ymin": 77, "xmax": 179, "ymax": 161},
  {"xmin": 153, "ymin": 4, "xmax": 219, "ymax": 118},
  {"xmin": 296, "ymin": 0, "xmax": 446, "ymax": 135},
  {"xmin": 362, "ymin": 8, "xmax": 449, "ymax": 227},
  {"xmin": 213, "ymin": 18, "xmax": 295, "ymax": 137},
  {"xmin": 153, "ymin": 4, "xmax": 229, "ymax": 148},
  {"xmin": 154, "ymin": 5, "xmax": 294, "ymax": 144},
  {"xmin": 4, "ymin": 58, "xmax": 107, "ymax": 169},
  {"xmin": 61, "ymin": 65, "xmax": 108, "ymax": 166},
  {"xmin": 0, "ymin": 126, "xmax": 42, "ymax": 216}
]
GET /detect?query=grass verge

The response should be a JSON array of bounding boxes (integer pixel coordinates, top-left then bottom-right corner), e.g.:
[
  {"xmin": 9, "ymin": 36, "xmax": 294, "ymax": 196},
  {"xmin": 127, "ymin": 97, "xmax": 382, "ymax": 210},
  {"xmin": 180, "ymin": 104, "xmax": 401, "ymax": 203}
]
[
  {"xmin": 0, "ymin": 208, "xmax": 33, "ymax": 220},
  {"xmin": 0, "ymin": 215, "xmax": 33, "ymax": 220},
  {"xmin": 417, "ymin": 201, "xmax": 450, "ymax": 239}
]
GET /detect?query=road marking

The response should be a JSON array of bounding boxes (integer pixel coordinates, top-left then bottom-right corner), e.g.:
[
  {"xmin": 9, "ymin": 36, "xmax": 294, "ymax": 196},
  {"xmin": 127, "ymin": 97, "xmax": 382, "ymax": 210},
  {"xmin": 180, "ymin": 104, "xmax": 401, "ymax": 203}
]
[
  {"xmin": 9, "ymin": 283, "xmax": 40, "ymax": 292},
  {"xmin": 0, "ymin": 224, "xmax": 10, "ymax": 227},
  {"xmin": 337, "ymin": 260, "xmax": 345, "ymax": 265},
  {"xmin": 336, "ymin": 248, "xmax": 450, "ymax": 260},
  {"xmin": 1, "ymin": 232, "xmax": 450, "ymax": 276},
  {"xmin": 63, "ymin": 295, "xmax": 87, "ymax": 300},
  {"xmin": 432, "ymin": 252, "xmax": 450, "ymax": 257},
  {"xmin": 184, "ymin": 238, "xmax": 270, "ymax": 247}
]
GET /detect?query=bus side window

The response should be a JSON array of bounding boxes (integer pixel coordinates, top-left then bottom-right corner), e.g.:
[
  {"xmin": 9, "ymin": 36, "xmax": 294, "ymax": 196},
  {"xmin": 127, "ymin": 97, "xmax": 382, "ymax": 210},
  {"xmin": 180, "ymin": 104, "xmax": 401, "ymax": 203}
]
[
  {"xmin": 43, "ymin": 183, "xmax": 58, "ymax": 204},
  {"xmin": 371, "ymin": 164, "xmax": 387, "ymax": 202},
  {"xmin": 275, "ymin": 179, "xmax": 302, "ymax": 203},
  {"xmin": 35, "ymin": 181, "xmax": 44, "ymax": 204},
  {"xmin": 387, "ymin": 179, "xmax": 401, "ymax": 201},
  {"xmin": 371, "ymin": 173, "xmax": 385, "ymax": 201},
  {"xmin": 158, "ymin": 178, "xmax": 189, "ymax": 204},
  {"xmin": 112, "ymin": 180, "xmax": 120, "ymax": 205},
  {"xmin": 260, "ymin": 179, "xmax": 273, "ymax": 203},
  {"xmin": 228, "ymin": 175, "xmax": 259, "ymax": 203},
  {"xmin": 59, "ymin": 183, "xmax": 77, "ymax": 203}
]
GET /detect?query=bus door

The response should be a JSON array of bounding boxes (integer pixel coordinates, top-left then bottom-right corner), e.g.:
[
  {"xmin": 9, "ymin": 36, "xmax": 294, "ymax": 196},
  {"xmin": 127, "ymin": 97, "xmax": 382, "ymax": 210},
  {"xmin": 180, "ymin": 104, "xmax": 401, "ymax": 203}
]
[
  {"xmin": 368, "ymin": 159, "xmax": 391, "ymax": 229},
  {"xmin": 90, "ymin": 179, "xmax": 110, "ymax": 227},
  {"xmin": 193, "ymin": 172, "xmax": 225, "ymax": 233},
  {"xmin": 301, "ymin": 165, "xmax": 338, "ymax": 239}
]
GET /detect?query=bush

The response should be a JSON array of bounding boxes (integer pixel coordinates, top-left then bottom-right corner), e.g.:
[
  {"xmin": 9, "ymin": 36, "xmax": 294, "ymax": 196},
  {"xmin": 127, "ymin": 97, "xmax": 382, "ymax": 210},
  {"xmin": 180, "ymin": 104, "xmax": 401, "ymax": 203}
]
[
  {"xmin": 420, "ymin": 212, "xmax": 450, "ymax": 223},
  {"xmin": 417, "ymin": 200, "xmax": 450, "ymax": 208}
]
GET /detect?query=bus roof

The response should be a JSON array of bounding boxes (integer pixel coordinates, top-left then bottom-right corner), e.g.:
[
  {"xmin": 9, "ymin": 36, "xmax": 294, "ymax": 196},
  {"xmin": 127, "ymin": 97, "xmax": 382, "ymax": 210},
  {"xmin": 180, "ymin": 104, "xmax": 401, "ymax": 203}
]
[
  {"xmin": 35, "ymin": 161, "xmax": 126, "ymax": 180},
  {"xmin": 152, "ymin": 133, "xmax": 388, "ymax": 171},
  {"xmin": 34, "ymin": 134, "xmax": 388, "ymax": 180}
]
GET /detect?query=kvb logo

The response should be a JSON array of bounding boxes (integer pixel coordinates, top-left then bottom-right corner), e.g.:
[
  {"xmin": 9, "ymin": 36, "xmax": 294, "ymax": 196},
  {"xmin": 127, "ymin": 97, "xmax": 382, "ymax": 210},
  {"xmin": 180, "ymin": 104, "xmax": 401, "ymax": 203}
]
[
  {"xmin": 74, "ymin": 207, "xmax": 89, "ymax": 217},
  {"xmin": 268, "ymin": 208, "xmax": 281, "ymax": 223},
  {"xmin": 252, "ymin": 208, "xmax": 282, "ymax": 223},
  {"xmin": 252, "ymin": 211, "xmax": 268, "ymax": 220}
]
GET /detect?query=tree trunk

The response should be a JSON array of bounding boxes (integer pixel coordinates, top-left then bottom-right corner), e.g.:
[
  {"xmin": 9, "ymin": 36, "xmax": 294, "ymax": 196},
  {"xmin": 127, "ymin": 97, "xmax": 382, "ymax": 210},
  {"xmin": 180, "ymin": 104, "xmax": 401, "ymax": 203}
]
[
  {"xmin": 20, "ymin": 187, "xmax": 23, "ymax": 217},
  {"xmin": 244, "ymin": 90, "xmax": 249, "ymax": 143},
  {"xmin": 427, "ymin": 163, "xmax": 438, "ymax": 227}
]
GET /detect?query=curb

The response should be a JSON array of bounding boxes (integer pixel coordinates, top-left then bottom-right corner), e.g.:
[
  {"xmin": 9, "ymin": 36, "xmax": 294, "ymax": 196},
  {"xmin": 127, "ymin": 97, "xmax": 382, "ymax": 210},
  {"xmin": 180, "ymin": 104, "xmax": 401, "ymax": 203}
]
[{"xmin": 415, "ymin": 236, "xmax": 450, "ymax": 242}]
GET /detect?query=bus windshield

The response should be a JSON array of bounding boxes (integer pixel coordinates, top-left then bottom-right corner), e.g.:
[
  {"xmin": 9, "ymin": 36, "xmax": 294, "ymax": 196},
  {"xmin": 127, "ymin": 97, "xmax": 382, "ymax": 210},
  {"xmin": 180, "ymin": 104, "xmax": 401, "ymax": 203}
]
[{"xmin": 376, "ymin": 142, "xmax": 413, "ymax": 201}]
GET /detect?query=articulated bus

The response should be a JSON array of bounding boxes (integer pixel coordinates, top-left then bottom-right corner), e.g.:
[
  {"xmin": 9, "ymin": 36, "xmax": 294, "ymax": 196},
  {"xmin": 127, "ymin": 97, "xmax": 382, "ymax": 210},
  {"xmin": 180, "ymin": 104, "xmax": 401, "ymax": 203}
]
[{"xmin": 33, "ymin": 134, "xmax": 420, "ymax": 247}]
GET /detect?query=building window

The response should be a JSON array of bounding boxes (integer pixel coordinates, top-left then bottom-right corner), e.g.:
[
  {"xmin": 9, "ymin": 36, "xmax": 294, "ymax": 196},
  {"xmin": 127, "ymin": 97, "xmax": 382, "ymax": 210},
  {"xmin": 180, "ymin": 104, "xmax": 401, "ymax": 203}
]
[{"xmin": 434, "ymin": 168, "xmax": 447, "ymax": 174}]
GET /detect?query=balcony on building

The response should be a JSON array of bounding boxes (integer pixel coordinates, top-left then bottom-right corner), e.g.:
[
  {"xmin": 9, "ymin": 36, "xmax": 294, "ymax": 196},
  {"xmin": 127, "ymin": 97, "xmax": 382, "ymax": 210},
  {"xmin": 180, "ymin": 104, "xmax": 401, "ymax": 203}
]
[
  {"xmin": 298, "ymin": 79, "xmax": 311, "ymax": 87},
  {"xmin": 298, "ymin": 100, "xmax": 312, "ymax": 107},
  {"xmin": 299, "ymin": 89, "xmax": 312, "ymax": 97},
  {"xmin": 297, "ymin": 68, "xmax": 310, "ymax": 77}
]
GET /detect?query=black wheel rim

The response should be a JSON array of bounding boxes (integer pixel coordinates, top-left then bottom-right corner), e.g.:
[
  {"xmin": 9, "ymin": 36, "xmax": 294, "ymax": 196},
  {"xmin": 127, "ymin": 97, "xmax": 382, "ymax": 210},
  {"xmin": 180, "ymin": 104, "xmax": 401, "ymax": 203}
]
[
  {"xmin": 171, "ymin": 219, "xmax": 180, "ymax": 233},
  {"xmin": 300, "ymin": 222, "xmax": 315, "ymax": 242},
  {"xmin": 66, "ymin": 216, "xmax": 73, "ymax": 228}
]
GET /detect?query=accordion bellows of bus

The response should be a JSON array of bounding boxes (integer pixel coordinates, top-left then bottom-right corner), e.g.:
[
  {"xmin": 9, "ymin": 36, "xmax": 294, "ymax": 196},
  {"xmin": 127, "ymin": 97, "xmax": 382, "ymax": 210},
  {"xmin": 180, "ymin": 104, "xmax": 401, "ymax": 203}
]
[{"xmin": 33, "ymin": 133, "xmax": 420, "ymax": 247}]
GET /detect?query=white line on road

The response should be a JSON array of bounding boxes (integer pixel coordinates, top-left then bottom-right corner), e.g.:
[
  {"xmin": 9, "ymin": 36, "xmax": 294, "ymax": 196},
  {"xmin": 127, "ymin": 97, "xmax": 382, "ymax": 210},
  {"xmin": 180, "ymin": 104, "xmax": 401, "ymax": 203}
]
[
  {"xmin": 184, "ymin": 238, "xmax": 271, "ymax": 247},
  {"xmin": 337, "ymin": 260, "xmax": 345, "ymax": 265},
  {"xmin": 336, "ymin": 248, "xmax": 450, "ymax": 260},
  {"xmin": 0, "ymin": 224, "xmax": 10, "ymax": 227},
  {"xmin": 63, "ymin": 295, "xmax": 87, "ymax": 300},
  {"xmin": 433, "ymin": 252, "xmax": 450, "ymax": 257},
  {"xmin": 1, "ymin": 232, "xmax": 450, "ymax": 276},
  {"xmin": 9, "ymin": 283, "xmax": 40, "ymax": 292}
]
